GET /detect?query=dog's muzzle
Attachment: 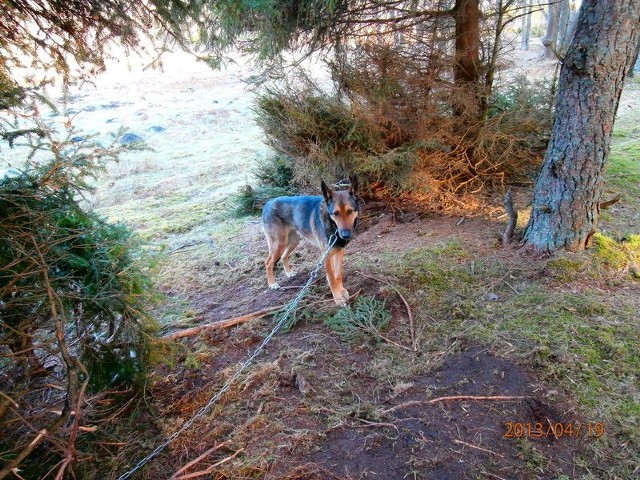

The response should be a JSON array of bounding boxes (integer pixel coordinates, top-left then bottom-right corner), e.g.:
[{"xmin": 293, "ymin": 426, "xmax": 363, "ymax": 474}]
[{"xmin": 338, "ymin": 230, "xmax": 353, "ymax": 240}]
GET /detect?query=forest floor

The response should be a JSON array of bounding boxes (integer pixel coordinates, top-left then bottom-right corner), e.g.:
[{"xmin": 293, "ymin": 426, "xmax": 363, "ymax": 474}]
[{"xmin": 54, "ymin": 40, "xmax": 640, "ymax": 479}]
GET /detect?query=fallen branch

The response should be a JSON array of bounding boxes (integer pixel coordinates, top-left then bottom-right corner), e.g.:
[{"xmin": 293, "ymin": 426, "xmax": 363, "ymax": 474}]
[
  {"xmin": 382, "ymin": 395, "xmax": 529, "ymax": 415},
  {"xmin": 172, "ymin": 448, "xmax": 244, "ymax": 480},
  {"xmin": 169, "ymin": 440, "xmax": 231, "ymax": 480},
  {"xmin": 164, "ymin": 287, "xmax": 364, "ymax": 340},
  {"xmin": 163, "ymin": 305, "xmax": 285, "ymax": 339},
  {"xmin": 599, "ymin": 195, "xmax": 621, "ymax": 210}
]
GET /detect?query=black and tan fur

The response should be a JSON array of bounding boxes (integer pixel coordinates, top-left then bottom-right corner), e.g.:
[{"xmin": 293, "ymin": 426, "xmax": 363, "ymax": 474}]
[{"xmin": 261, "ymin": 176, "xmax": 359, "ymax": 306}]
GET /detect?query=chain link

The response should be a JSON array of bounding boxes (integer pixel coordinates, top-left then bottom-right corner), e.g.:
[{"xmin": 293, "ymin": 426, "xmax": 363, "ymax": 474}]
[{"xmin": 118, "ymin": 233, "xmax": 338, "ymax": 480}]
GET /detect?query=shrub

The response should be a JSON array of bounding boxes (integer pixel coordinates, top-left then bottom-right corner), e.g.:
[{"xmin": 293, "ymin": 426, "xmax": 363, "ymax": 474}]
[
  {"xmin": 252, "ymin": 41, "xmax": 549, "ymax": 211},
  {"xmin": 232, "ymin": 154, "xmax": 298, "ymax": 216},
  {"xmin": 0, "ymin": 105, "xmax": 155, "ymax": 475}
]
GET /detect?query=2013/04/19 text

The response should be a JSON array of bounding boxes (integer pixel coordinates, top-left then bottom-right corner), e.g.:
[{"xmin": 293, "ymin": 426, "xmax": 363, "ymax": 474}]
[{"xmin": 503, "ymin": 422, "xmax": 604, "ymax": 439}]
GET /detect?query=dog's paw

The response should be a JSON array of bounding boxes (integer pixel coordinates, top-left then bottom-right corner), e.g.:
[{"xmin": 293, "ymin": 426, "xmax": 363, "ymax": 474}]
[
  {"xmin": 333, "ymin": 288, "xmax": 350, "ymax": 307},
  {"xmin": 334, "ymin": 297, "xmax": 349, "ymax": 307},
  {"xmin": 269, "ymin": 282, "xmax": 281, "ymax": 290},
  {"xmin": 285, "ymin": 270, "xmax": 297, "ymax": 278}
]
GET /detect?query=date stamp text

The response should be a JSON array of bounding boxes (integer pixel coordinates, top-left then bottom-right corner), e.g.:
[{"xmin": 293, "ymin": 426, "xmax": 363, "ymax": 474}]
[{"xmin": 503, "ymin": 422, "xmax": 605, "ymax": 439}]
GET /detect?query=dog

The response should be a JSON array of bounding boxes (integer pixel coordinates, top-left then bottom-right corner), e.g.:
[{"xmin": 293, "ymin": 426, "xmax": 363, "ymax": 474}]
[{"xmin": 261, "ymin": 176, "xmax": 359, "ymax": 307}]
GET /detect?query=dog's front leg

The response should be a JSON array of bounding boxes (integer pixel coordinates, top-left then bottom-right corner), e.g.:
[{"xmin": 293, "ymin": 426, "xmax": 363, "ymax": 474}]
[{"xmin": 324, "ymin": 247, "xmax": 349, "ymax": 307}]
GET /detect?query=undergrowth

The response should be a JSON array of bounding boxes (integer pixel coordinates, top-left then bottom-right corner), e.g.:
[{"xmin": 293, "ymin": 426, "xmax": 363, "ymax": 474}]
[
  {"xmin": 0, "ymin": 104, "xmax": 156, "ymax": 477},
  {"xmin": 324, "ymin": 295, "xmax": 392, "ymax": 344},
  {"xmin": 252, "ymin": 42, "xmax": 551, "ymax": 212}
]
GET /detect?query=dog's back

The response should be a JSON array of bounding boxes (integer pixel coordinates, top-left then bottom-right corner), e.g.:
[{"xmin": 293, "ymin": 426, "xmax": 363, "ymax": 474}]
[{"xmin": 262, "ymin": 195, "xmax": 327, "ymax": 248}]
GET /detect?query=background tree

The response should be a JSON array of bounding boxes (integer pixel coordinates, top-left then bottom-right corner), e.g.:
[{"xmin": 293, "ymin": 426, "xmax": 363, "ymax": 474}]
[
  {"xmin": 523, "ymin": 0, "xmax": 640, "ymax": 252},
  {"xmin": 541, "ymin": 0, "xmax": 561, "ymax": 59},
  {"xmin": 519, "ymin": 0, "xmax": 533, "ymax": 50}
]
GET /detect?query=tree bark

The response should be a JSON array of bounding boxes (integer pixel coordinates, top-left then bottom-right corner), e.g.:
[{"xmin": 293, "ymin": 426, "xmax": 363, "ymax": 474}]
[
  {"xmin": 523, "ymin": 0, "xmax": 640, "ymax": 253},
  {"xmin": 454, "ymin": 0, "xmax": 480, "ymax": 85},
  {"xmin": 453, "ymin": 0, "xmax": 481, "ymax": 116}
]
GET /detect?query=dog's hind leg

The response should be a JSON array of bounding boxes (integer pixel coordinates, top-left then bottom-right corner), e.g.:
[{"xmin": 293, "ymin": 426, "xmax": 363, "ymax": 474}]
[
  {"xmin": 282, "ymin": 231, "xmax": 300, "ymax": 278},
  {"xmin": 264, "ymin": 236, "xmax": 287, "ymax": 290}
]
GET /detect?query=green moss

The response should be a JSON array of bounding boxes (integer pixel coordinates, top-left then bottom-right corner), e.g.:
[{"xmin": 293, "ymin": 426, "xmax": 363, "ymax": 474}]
[
  {"xmin": 545, "ymin": 256, "xmax": 587, "ymax": 281},
  {"xmin": 591, "ymin": 233, "xmax": 640, "ymax": 278}
]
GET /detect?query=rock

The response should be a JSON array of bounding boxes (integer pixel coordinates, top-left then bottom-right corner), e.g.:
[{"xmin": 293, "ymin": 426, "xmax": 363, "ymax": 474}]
[{"xmin": 119, "ymin": 132, "xmax": 143, "ymax": 144}]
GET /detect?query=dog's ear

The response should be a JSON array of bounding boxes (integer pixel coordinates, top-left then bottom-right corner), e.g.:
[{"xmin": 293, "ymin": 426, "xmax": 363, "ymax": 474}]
[
  {"xmin": 349, "ymin": 175, "xmax": 359, "ymax": 197},
  {"xmin": 321, "ymin": 180, "xmax": 333, "ymax": 203}
]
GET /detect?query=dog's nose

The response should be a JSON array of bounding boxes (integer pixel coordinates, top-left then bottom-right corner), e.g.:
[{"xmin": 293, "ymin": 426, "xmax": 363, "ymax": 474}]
[{"xmin": 339, "ymin": 230, "xmax": 352, "ymax": 240}]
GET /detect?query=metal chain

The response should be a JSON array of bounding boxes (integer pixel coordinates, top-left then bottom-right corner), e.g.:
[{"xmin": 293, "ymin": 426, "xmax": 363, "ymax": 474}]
[{"xmin": 118, "ymin": 233, "xmax": 338, "ymax": 480}]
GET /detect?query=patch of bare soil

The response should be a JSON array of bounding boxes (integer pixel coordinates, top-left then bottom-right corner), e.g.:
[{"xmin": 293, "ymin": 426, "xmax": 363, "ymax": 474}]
[{"xmin": 288, "ymin": 348, "xmax": 580, "ymax": 480}]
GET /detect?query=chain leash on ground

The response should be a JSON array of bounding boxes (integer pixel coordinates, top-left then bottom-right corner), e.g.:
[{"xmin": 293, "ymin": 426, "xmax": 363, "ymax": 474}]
[{"xmin": 117, "ymin": 233, "xmax": 338, "ymax": 480}]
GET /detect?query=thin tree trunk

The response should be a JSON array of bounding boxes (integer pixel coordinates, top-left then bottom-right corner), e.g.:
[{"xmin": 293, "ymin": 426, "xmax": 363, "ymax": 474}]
[
  {"xmin": 558, "ymin": 7, "xmax": 579, "ymax": 57},
  {"xmin": 523, "ymin": 0, "xmax": 640, "ymax": 253},
  {"xmin": 520, "ymin": 0, "xmax": 533, "ymax": 50},
  {"xmin": 628, "ymin": 37, "xmax": 640, "ymax": 77},
  {"xmin": 541, "ymin": 0, "xmax": 560, "ymax": 59},
  {"xmin": 556, "ymin": 0, "xmax": 570, "ymax": 52},
  {"xmin": 484, "ymin": 0, "xmax": 505, "ymax": 113}
]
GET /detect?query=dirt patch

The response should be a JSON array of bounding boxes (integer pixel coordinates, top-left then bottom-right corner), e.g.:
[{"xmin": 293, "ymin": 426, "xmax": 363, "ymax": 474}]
[{"xmin": 265, "ymin": 347, "xmax": 585, "ymax": 480}]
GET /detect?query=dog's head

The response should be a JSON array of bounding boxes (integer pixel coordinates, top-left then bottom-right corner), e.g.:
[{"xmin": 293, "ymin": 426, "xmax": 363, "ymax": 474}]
[{"xmin": 321, "ymin": 175, "xmax": 359, "ymax": 241}]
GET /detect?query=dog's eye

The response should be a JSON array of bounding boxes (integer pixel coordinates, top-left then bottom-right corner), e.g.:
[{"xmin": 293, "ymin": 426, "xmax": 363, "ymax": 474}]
[
  {"xmin": 346, "ymin": 209, "xmax": 353, "ymax": 215},
  {"xmin": 333, "ymin": 211, "xmax": 340, "ymax": 217}
]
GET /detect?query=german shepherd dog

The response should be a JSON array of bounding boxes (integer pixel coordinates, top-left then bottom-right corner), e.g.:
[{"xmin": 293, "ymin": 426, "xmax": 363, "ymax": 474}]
[{"xmin": 262, "ymin": 176, "xmax": 359, "ymax": 306}]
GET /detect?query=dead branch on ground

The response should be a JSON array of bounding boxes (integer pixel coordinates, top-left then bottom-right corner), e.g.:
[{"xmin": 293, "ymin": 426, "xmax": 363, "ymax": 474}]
[
  {"xmin": 163, "ymin": 305, "xmax": 285, "ymax": 339},
  {"xmin": 381, "ymin": 395, "xmax": 530, "ymax": 415}
]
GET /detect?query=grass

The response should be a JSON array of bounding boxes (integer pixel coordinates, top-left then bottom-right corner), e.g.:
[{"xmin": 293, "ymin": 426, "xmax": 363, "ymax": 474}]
[{"xmin": 362, "ymin": 240, "xmax": 639, "ymax": 478}]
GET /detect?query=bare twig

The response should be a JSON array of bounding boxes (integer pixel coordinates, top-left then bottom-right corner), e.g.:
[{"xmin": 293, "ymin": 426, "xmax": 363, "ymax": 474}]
[
  {"xmin": 163, "ymin": 305, "xmax": 285, "ymax": 339},
  {"xmin": 0, "ymin": 430, "xmax": 48, "ymax": 480},
  {"xmin": 452, "ymin": 438, "xmax": 505, "ymax": 458},
  {"xmin": 173, "ymin": 448, "xmax": 244, "ymax": 480},
  {"xmin": 354, "ymin": 418, "xmax": 400, "ymax": 431}
]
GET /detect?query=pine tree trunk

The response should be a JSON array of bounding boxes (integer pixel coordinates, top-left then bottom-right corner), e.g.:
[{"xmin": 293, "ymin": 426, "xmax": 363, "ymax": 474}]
[
  {"xmin": 454, "ymin": 0, "xmax": 480, "ymax": 86},
  {"xmin": 453, "ymin": 0, "xmax": 481, "ymax": 116},
  {"xmin": 523, "ymin": 0, "xmax": 640, "ymax": 253}
]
